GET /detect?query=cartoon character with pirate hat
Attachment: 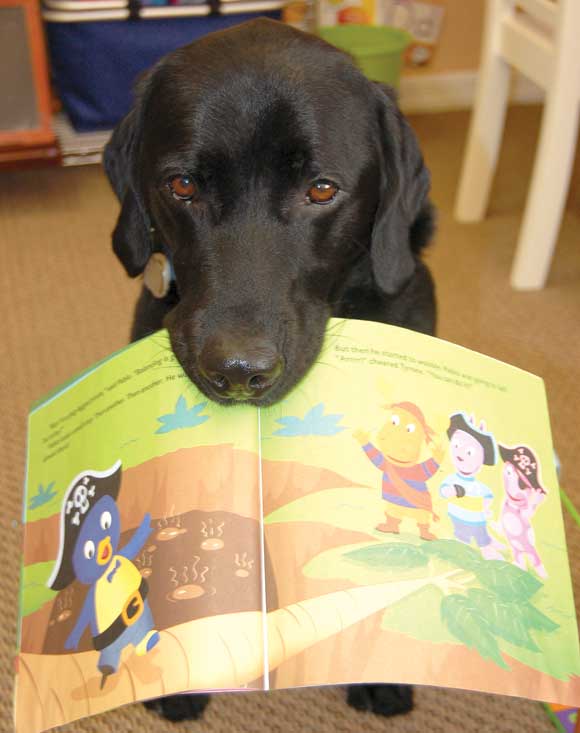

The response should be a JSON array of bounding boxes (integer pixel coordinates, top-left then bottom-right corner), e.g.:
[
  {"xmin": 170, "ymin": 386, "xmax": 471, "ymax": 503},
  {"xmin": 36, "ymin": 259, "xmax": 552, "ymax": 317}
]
[
  {"xmin": 440, "ymin": 412, "xmax": 505, "ymax": 560},
  {"xmin": 47, "ymin": 460, "xmax": 159, "ymax": 686}
]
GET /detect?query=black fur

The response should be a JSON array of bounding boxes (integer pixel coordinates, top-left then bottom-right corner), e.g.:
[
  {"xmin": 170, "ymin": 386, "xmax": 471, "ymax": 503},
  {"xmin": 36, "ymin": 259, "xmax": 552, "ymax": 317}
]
[
  {"xmin": 347, "ymin": 683, "xmax": 414, "ymax": 716},
  {"xmin": 104, "ymin": 17, "xmax": 434, "ymax": 721},
  {"xmin": 144, "ymin": 694, "xmax": 210, "ymax": 721}
]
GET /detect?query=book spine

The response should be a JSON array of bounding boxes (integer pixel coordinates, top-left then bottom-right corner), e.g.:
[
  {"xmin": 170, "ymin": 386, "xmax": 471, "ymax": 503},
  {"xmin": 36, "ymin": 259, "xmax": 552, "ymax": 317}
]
[{"xmin": 257, "ymin": 408, "xmax": 270, "ymax": 690}]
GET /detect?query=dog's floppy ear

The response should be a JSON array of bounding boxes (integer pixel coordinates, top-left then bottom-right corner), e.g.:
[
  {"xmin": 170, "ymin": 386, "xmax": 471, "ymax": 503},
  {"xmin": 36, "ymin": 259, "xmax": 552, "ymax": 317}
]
[
  {"xmin": 370, "ymin": 83, "xmax": 433, "ymax": 295},
  {"xmin": 103, "ymin": 100, "xmax": 153, "ymax": 277}
]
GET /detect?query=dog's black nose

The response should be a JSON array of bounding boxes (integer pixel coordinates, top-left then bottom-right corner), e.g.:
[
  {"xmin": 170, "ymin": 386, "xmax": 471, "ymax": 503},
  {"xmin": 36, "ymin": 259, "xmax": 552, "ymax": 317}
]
[{"xmin": 199, "ymin": 337, "xmax": 283, "ymax": 400}]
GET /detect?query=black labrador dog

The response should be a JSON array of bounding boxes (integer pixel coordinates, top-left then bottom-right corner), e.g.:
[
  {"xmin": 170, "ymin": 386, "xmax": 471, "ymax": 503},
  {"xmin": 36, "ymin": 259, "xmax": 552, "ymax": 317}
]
[{"xmin": 104, "ymin": 17, "xmax": 435, "ymax": 724}]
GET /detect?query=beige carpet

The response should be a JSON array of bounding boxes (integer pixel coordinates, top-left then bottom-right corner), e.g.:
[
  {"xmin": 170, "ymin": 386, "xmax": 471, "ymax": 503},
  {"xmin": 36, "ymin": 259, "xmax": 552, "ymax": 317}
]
[{"xmin": 1, "ymin": 105, "xmax": 579, "ymax": 732}]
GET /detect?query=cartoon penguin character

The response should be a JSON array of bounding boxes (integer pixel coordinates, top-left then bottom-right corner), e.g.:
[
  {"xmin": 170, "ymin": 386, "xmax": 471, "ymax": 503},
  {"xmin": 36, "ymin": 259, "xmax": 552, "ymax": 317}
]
[{"xmin": 47, "ymin": 460, "xmax": 159, "ymax": 686}]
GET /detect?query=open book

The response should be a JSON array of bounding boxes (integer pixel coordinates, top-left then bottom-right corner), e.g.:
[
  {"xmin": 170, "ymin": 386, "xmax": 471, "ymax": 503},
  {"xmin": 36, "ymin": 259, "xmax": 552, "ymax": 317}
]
[{"xmin": 16, "ymin": 318, "xmax": 580, "ymax": 732}]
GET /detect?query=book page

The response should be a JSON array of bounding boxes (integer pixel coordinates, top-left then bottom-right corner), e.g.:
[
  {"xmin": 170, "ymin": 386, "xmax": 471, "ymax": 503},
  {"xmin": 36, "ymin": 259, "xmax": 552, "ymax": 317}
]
[
  {"xmin": 259, "ymin": 318, "xmax": 580, "ymax": 705},
  {"xmin": 16, "ymin": 332, "xmax": 266, "ymax": 733}
]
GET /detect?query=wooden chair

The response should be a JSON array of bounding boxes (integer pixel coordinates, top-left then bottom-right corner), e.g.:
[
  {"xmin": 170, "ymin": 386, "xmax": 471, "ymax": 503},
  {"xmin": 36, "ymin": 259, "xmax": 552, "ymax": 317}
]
[{"xmin": 454, "ymin": 0, "xmax": 580, "ymax": 290}]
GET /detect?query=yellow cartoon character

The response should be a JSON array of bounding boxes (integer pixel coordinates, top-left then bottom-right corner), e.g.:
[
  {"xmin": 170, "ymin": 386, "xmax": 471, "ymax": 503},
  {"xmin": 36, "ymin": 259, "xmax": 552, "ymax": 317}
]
[{"xmin": 354, "ymin": 401, "xmax": 444, "ymax": 541}]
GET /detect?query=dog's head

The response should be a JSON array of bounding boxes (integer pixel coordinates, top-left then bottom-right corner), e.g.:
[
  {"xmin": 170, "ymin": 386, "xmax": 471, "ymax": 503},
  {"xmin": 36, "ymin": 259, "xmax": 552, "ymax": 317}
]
[{"xmin": 104, "ymin": 19, "xmax": 431, "ymax": 406}]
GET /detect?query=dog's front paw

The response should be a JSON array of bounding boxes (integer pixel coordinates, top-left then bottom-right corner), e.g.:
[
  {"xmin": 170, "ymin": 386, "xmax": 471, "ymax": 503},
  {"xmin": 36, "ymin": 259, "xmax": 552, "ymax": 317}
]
[
  {"xmin": 144, "ymin": 693, "xmax": 210, "ymax": 722},
  {"xmin": 346, "ymin": 684, "xmax": 413, "ymax": 717}
]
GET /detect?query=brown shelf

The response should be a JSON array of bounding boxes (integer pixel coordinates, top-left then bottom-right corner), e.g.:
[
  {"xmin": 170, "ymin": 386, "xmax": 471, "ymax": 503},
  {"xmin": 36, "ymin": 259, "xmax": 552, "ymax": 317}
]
[{"xmin": 0, "ymin": 0, "xmax": 58, "ymax": 166}]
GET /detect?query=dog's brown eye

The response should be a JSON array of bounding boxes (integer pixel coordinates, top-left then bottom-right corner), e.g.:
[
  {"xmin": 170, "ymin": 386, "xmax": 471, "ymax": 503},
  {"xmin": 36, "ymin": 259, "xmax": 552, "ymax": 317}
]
[
  {"xmin": 168, "ymin": 175, "xmax": 197, "ymax": 201},
  {"xmin": 306, "ymin": 179, "xmax": 339, "ymax": 205}
]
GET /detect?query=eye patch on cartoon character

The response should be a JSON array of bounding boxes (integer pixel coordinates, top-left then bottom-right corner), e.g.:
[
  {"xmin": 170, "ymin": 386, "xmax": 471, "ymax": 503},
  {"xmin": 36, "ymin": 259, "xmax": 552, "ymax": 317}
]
[
  {"xmin": 495, "ymin": 444, "xmax": 547, "ymax": 577},
  {"xmin": 354, "ymin": 406, "xmax": 548, "ymax": 577},
  {"xmin": 47, "ymin": 461, "xmax": 159, "ymax": 687},
  {"xmin": 354, "ymin": 401, "xmax": 446, "ymax": 542}
]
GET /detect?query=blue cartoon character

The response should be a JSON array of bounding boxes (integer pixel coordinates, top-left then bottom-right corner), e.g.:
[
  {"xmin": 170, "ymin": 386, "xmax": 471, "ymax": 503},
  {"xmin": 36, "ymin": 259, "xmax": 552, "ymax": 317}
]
[
  {"xmin": 440, "ymin": 413, "xmax": 505, "ymax": 560},
  {"xmin": 47, "ymin": 460, "xmax": 159, "ymax": 687}
]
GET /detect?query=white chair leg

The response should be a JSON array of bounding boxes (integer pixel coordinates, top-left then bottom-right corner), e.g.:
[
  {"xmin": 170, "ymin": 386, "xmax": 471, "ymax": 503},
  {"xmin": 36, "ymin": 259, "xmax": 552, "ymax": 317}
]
[
  {"xmin": 509, "ymin": 92, "xmax": 580, "ymax": 290},
  {"xmin": 455, "ymin": 0, "xmax": 513, "ymax": 222},
  {"xmin": 510, "ymin": 0, "xmax": 580, "ymax": 290}
]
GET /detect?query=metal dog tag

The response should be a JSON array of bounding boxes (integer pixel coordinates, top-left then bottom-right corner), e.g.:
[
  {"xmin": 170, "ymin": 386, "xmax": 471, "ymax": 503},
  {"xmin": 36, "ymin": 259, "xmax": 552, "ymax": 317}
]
[{"xmin": 143, "ymin": 252, "xmax": 171, "ymax": 299}]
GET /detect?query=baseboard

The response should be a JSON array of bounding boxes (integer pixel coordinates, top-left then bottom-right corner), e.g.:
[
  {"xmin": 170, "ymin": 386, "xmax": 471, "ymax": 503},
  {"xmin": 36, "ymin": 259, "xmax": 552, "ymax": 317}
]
[{"xmin": 398, "ymin": 69, "xmax": 543, "ymax": 114}]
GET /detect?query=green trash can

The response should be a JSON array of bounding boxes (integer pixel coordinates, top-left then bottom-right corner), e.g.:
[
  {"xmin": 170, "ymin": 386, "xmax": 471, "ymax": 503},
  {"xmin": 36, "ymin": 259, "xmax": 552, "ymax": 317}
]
[{"xmin": 318, "ymin": 25, "xmax": 411, "ymax": 87}]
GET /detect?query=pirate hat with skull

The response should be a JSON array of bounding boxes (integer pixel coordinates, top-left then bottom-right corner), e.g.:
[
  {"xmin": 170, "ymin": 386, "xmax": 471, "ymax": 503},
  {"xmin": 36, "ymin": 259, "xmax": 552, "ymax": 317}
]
[{"xmin": 47, "ymin": 460, "xmax": 122, "ymax": 591}]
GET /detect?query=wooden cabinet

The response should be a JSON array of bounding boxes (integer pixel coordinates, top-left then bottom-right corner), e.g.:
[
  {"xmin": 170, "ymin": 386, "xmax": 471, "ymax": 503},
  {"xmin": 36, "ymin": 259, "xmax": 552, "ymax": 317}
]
[{"xmin": 0, "ymin": 0, "xmax": 59, "ymax": 167}]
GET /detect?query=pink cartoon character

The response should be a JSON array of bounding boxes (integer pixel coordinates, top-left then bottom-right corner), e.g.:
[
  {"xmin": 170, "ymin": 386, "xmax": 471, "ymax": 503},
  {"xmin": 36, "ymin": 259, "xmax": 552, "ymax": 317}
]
[{"xmin": 496, "ymin": 444, "xmax": 548, "ymax": 578}]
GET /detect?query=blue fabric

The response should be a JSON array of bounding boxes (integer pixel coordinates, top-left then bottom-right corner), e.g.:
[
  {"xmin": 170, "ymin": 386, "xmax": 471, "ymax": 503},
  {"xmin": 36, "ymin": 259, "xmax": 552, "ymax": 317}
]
[
  {"xmin": 450, "ymin": 517, "xmax": 492, "ymax": 547},
  {"xmin": 46, "ymin": 13, "xmax": 280, "ymax": 131},
  {"xmin": 440, "ymin": 471, "xmax": 494, "ymax": 523}
]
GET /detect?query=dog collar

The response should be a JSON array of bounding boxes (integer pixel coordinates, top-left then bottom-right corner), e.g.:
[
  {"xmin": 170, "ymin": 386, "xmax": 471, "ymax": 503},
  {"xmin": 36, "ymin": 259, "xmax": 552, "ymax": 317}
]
[{"xmin": 143, "ymin": 251, "xmax": 175, "ymax": 298}]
